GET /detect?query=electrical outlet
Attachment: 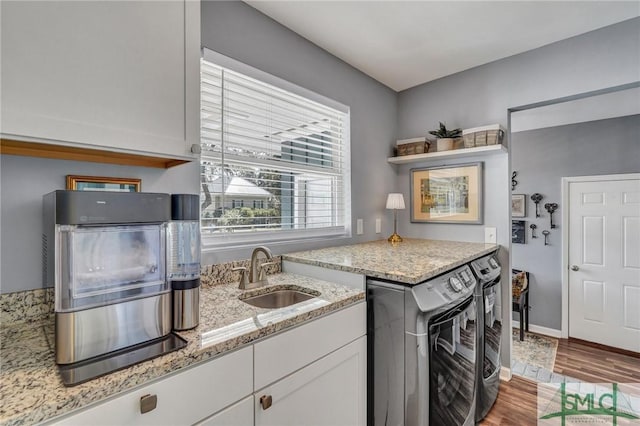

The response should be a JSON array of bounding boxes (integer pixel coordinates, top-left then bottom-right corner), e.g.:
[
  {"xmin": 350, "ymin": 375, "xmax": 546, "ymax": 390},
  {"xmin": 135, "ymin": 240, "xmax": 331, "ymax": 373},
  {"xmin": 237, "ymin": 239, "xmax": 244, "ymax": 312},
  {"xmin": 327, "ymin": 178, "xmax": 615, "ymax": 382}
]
[
  {"xmin": 356, "ymin": 218, "xmax": 363, "ymax": 235},
  {"xmin": 375, "ymin": 218, "xmax": 381, "ymax": 234},
  {"xmin": 485, "ymin": 227, "xmax": 497, "ymax": 244}
]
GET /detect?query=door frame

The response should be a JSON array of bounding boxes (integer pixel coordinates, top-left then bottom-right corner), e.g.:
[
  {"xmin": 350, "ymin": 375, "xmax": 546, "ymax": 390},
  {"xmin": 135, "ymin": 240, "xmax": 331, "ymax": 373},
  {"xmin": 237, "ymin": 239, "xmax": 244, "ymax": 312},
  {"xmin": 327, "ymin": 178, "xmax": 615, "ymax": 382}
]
[{"xmin": 560, "ymin": 172, "xmax": 640, "ymax": 338}]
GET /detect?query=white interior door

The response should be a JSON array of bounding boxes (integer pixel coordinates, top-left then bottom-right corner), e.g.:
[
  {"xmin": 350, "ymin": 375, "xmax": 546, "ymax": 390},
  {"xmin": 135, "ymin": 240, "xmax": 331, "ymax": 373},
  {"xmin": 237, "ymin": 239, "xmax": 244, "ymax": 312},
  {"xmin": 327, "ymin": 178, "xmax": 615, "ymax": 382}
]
[{"xmin": 568, "ymin": 176, "xmax": 640, "ymax": 352}]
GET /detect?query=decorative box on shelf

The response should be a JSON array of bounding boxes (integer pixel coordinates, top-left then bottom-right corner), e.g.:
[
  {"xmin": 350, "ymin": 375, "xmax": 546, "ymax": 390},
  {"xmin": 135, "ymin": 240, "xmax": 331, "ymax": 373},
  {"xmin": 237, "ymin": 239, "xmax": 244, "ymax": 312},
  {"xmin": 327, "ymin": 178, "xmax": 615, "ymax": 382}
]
[
  {"xmin": 462, "ymin": 124, "xmax": 505, "ymax": 148},
  {"xmin": 395, "ymin": 137, "xmax": 428, "ymax": 156}
]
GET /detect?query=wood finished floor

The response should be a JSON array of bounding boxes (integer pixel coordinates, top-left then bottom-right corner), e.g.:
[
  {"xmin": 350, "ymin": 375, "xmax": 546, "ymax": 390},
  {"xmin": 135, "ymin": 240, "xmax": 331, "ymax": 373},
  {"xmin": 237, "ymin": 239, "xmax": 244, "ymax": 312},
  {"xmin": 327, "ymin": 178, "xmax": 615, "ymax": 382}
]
[{"xmin": 481, "ymin": 338, "xmax": 640, "ymax": 425}]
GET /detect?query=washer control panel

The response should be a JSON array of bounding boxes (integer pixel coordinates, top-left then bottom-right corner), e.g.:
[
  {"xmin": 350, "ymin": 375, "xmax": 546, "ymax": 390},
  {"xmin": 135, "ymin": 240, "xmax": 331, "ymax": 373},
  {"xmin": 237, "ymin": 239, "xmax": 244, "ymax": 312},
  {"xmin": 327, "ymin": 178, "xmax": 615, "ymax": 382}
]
[
  {"xmin": 471, "ymin": 253, "xmax": 501, "ymax": 282},
  {"xmin": 411, "ymin": 264, "xmax": 477, "ymax": 312}
]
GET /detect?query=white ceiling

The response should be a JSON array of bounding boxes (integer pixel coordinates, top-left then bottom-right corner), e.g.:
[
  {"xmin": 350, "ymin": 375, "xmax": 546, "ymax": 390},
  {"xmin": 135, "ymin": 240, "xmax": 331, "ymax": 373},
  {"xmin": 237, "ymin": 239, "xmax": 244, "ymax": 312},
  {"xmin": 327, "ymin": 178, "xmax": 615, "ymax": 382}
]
[{"xmin": 246, "ymin": 1, "xmax": 640, "ymax": 92}]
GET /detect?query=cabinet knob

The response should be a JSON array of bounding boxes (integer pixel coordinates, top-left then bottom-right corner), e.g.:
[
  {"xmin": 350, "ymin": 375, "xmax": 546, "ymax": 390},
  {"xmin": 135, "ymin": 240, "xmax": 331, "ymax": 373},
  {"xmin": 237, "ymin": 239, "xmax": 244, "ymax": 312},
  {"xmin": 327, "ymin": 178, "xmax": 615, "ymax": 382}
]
[
  {"xmin": 140, "ymin": 394, "xmax": 158, "ymax": 414},
  {"xmin": 260, "ymin": 394, "xmax": 273, "ymax": 410},
  {"xmin": 571, "ymin": 265, "xmax": 579, "ymax": 271}
]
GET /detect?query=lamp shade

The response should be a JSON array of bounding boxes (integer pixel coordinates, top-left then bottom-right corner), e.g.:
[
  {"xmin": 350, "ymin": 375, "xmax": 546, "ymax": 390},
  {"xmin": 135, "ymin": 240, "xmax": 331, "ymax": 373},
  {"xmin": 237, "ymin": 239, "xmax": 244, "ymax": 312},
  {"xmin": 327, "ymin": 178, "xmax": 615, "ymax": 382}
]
[{"xmin": 386, "ymin": 193, "xmax": 405, "ymax": 210}]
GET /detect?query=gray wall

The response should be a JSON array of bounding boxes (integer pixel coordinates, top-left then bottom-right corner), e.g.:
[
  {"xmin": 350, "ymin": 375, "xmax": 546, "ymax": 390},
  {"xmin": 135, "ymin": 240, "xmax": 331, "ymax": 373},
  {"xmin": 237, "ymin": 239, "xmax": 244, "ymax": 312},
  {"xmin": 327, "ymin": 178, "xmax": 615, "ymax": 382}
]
[
  {"xmin": 397, "ymin": 17, "xmax": 640, "ymax": 136},
  {"xmin": 510, "ymin": 115, "xmax": 640, "ymax": 330},
  {"xmin": 395, "ymin": 17, "xmax": 639, "ymax": 365},
  {"xmin": 0, "ymin": 156, "xmax": 199, "ymax": 293},
  {"xmin": 396, "ymin": 17, "xmax": 639, "ymax": 246},
  {"xmin": 200, "ymin": 1, "xmax": 398, "ymax": 266}
]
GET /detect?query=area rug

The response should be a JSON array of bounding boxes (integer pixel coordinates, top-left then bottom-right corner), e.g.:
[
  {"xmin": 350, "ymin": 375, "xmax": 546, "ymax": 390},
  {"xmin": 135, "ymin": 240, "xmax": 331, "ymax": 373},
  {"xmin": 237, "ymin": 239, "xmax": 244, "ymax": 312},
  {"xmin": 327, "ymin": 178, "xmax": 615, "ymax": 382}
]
[{"xmin": 511, "ymin": 328, "xmax": 558, "ymax": 372}]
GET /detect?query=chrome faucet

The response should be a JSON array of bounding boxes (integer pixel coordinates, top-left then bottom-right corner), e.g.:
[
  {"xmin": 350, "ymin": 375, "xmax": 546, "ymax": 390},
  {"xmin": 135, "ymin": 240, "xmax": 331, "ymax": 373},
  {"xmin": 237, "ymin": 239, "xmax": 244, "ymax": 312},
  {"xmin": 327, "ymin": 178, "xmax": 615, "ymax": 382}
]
[{"xmin": 233, "ymin": 246, "xmax": 275, "ymax": 290}]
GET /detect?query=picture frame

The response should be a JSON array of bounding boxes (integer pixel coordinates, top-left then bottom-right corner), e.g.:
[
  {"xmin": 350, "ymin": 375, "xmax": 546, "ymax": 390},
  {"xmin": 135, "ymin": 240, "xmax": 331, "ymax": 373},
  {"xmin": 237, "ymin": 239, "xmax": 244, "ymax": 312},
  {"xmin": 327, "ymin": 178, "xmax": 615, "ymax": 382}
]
[
  {"xmin": 512, "ymin": 194, "xmax": 527, "ymax": 217},
  {"xmin": 512, "ymin": 220, "xmax": 526, "ymax": 244},
  {"xmin": 66, "ymin": 175, "xmax": 141, "ymax": 192},
  {"xmin": 410, "ymin": 162, "xmax": 483, "ymax": 224}
]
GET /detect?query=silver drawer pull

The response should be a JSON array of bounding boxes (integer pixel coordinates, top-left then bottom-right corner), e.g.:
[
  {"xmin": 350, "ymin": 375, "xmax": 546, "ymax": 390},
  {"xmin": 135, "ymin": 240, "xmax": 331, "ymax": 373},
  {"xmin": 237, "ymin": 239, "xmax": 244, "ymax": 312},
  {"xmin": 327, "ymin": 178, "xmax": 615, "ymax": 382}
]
[{"xmin": 140, "ymin": 394, "xmax": 158, "ymax": 414}]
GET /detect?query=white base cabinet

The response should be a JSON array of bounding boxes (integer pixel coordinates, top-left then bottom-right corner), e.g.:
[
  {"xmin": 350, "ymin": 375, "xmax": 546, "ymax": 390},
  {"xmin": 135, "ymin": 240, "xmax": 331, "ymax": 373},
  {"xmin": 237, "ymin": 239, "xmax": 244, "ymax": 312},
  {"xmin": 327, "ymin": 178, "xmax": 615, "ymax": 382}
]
[
  {"xmin": 1, "ymin": 0, "xmax": 200, "ymax": 160},
  {"xmin": 46, "ymin": 303, "xmax": 366, "ymax": 426},
  {"xmin": 255, "ymin": 337, "xmax": 366, "ymax": 426}
]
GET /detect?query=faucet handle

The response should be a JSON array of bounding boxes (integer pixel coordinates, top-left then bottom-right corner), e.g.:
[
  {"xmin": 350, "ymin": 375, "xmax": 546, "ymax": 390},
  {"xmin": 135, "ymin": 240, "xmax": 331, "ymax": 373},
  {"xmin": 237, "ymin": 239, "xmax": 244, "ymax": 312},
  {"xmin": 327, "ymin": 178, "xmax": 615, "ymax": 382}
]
[
  {"xmin": 232, "ymin": 266, "xmax": 250, "ymax": 289},
  {"xmin": 257, "ymin": 262, "xmax": 276, "ymax": 282}
]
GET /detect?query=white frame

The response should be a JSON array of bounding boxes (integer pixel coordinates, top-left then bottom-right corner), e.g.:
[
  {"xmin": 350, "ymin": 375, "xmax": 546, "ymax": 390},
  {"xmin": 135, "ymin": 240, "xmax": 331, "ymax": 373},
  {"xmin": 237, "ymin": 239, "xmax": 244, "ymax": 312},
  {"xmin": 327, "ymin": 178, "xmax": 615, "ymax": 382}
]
[
  {"xmin": 560, "ymin": 172, "xmax": 640, "ymax": 339},
  {"xmin": 511, "ymin": 194, "xmax": 526, "ymax": 217},
  {"xmin": 200, "ymin": 48, "xmax": 352, "ymax": 251}
]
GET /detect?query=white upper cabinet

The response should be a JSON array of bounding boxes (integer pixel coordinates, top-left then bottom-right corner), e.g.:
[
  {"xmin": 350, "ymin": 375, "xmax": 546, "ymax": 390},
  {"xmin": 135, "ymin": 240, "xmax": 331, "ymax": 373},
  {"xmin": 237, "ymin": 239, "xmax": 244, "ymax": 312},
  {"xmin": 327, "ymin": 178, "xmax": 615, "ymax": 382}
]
[{"xmin": 0, "ymin": 0, "xmax": 200, "ymax": 160}]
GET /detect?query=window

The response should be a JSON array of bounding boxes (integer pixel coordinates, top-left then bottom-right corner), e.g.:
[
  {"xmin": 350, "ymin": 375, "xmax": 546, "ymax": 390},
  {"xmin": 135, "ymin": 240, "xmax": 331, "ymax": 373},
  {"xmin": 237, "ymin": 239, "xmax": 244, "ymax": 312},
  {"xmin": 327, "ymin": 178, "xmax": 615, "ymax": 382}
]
[{"xmin": 200, "ymin": 53, "xmax": 350, "ymax": 248}]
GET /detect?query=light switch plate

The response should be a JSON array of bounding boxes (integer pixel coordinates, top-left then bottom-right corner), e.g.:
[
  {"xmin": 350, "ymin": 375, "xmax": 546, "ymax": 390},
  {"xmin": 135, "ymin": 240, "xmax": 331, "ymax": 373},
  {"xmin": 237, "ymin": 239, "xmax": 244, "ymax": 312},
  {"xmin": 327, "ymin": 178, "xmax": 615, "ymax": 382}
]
[
  {"xmin": 375, "ymin": 218, "xmax": 381, "ymax": 234},
  {"xmin": 485, "ymin": 227, "xmax": 497, "ymax": 244},
  {"xmin": 356, "ymin": 219, "xmax": 363, "ymax": 235}
]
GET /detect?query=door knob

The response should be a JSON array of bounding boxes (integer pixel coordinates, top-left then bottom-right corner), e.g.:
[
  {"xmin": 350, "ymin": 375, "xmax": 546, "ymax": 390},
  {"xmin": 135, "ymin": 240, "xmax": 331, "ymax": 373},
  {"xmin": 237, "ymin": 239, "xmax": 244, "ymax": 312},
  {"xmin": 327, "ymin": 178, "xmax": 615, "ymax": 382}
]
[
  {"xmin": 260, "ymin": 394, "xmax": 273, "ymax": 410},
  {"xmin": 571, "ymin": 265, "xmax": 579, "ymax": 271}
]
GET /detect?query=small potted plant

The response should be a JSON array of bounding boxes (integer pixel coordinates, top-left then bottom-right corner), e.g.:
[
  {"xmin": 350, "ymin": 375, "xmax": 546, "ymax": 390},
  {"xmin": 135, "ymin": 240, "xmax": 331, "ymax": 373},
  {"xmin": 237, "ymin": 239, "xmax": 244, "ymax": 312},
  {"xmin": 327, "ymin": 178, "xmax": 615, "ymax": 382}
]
[{"xmin": 428, "ymin": 122, "xmax": 462, "ymax": 152}]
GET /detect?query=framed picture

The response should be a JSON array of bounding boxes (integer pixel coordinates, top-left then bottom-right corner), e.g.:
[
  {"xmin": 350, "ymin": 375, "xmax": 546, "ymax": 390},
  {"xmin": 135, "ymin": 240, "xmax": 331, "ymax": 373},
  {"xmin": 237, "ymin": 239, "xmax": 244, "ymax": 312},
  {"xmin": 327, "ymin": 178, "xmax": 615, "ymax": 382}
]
[
  {"xmin": 512, "ymin": 194, "xmax": 527, "ymax": 217},
  {"xmin": 66, "ymin": 175, "xmax": 141, "ymax": 192},
  {"xmin": 512, "ymin": 220, "xmax": 526, "ymax": 244},
  {"xmin": 410, "ymin": 162, "xmax": 483, "ymax": 224}
]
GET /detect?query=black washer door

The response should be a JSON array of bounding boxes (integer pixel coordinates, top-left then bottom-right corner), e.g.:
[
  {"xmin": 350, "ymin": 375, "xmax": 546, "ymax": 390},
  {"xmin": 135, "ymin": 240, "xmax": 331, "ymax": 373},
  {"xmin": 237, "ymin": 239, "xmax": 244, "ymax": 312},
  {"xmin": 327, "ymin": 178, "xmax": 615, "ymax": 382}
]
[{"xmin": 428, "ymin": 297, "xmax": 476, "ymax": 426}]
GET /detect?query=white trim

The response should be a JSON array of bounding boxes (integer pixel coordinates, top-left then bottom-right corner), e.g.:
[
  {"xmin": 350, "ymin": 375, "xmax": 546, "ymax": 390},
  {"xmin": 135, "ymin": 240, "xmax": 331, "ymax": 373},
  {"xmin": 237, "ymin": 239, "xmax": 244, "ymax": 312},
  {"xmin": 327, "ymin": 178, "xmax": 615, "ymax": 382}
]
[
  {"xmin": 202, "ymin": 227, "xmax": 349, "ymax": 252},
  {"xmin": 512, "ymin": 320, "xmax": 562, "ymax": 338},
  {"xmin": 500, "ymin": 367, "xmax": 512, "ymax": 382},
  {"xmin": 561, "ymin": 173, "xmax": 640, "ymax": 339}
]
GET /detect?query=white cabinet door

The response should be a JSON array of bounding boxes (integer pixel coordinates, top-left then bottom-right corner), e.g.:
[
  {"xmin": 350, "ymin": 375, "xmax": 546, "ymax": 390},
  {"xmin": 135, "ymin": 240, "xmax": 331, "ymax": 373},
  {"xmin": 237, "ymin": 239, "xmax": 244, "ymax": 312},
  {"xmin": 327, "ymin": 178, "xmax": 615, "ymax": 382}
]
[
  {"xmin": 195, "ymin": 396, "xmax": 254, "ymax": 426},
  {"xmin": 49, "ymin": 347, "xmax": 253, "ymax": 426},
  {"xmin": 0, "ymin": 0, "xmax": 200, "ymax": 159},
  {"xmin": 255, "ymin": 337, "xmax": 366, "ymax": 426}
]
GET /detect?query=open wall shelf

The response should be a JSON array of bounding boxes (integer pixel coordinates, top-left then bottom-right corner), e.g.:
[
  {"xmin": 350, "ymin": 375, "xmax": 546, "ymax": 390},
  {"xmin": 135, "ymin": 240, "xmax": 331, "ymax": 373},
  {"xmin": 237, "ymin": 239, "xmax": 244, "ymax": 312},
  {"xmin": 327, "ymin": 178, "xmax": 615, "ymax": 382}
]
[{"xmin": 387, "ymin": 144, "xmax": 507, "ymax": 165}]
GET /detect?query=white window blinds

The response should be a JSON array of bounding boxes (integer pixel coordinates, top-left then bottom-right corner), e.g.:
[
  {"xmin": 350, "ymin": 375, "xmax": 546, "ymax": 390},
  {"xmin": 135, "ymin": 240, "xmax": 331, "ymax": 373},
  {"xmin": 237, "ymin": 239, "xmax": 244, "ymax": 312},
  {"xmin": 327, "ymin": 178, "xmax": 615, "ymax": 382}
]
[{"xmin": 200, "ymin": 58, "xmax": 350, "ymax": 243}]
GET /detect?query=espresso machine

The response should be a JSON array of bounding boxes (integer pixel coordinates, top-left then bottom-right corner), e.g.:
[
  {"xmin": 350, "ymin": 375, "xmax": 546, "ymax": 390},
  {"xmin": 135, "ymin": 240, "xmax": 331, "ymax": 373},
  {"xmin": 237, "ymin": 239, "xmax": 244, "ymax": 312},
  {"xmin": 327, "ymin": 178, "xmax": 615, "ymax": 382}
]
[{"xmin": 43, "ymin": 190, "xmax": 190, "ymax": 385}]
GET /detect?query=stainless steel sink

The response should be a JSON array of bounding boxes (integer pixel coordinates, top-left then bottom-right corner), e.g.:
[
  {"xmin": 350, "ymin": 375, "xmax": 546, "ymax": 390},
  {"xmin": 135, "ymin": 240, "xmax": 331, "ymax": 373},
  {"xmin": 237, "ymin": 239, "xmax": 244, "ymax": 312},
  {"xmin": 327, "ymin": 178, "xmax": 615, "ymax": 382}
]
[{"xmin": 239, "ymin": 288, "xmax": 320, "ymax": 309}]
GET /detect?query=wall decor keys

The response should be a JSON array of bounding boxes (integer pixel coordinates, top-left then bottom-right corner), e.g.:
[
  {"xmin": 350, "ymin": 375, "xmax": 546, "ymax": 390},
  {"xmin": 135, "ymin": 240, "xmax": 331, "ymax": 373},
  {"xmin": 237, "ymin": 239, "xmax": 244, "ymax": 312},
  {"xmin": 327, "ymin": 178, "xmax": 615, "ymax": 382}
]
[
  {"xmin": 529, "ymin": 223, "xmax": 537, "ymax": 238},
  {"xmin": 531, "ymin": 193, "xmax": 543, "ymax": 217},
  {"xmin": 544, "ymin": 203, "xmax": 558, "ymax": 228},
  {"xmin": 542, "ymin": 230, "xmax": 551, "ymax": 245}
]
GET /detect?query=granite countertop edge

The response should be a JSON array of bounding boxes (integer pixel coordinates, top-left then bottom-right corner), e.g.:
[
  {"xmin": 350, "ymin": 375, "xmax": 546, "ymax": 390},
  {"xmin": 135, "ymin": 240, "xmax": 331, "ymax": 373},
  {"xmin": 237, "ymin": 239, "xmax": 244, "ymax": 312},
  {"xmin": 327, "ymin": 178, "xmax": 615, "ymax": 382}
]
[
  {"xmin": 0, "ymin": 273, "xmax": 364, "ymax": 426},
  {"xmin": 283, "ymin": 244, "xmax": 497, "ymax": 284}
]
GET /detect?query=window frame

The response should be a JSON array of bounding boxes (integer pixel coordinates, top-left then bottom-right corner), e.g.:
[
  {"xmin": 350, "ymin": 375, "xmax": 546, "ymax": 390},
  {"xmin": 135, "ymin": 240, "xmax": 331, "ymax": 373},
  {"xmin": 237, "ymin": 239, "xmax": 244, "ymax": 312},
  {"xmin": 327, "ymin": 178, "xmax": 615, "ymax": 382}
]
[{"xmin": 200, "ymin": 48, "xmax": 352, "ymax": 251}]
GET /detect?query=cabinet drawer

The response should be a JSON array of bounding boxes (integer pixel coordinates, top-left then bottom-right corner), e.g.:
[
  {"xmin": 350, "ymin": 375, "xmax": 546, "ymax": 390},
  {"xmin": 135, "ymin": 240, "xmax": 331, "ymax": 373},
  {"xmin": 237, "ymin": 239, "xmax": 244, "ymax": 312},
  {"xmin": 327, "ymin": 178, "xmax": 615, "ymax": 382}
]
[
  {"xmin": 254, "ymin": 302, "xmax": 365, "ymax": 390},
  {"xmin": 49, "ymin": 346, "xmax": 253, "ymax": 426}
]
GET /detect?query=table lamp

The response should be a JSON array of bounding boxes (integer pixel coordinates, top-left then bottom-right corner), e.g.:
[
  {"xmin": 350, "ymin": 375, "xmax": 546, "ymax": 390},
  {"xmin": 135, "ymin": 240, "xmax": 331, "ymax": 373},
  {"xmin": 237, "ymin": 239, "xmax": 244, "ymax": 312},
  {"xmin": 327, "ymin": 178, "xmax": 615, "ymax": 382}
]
[{"xmin": 386, "ymin": 193, "xmax": 405, "ymax": 243}]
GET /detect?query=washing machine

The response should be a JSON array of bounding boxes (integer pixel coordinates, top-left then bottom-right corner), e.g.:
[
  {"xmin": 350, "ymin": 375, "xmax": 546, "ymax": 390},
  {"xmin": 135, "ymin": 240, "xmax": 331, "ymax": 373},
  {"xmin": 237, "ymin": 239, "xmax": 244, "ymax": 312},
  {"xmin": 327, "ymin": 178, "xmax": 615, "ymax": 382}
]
[
  {"xmin": 470, "ymin": 252, "xmax": 502, "ymax": 421},
  {"xmin": 368, "ymin": 263, "xmax": 478, "ymax": 426}
]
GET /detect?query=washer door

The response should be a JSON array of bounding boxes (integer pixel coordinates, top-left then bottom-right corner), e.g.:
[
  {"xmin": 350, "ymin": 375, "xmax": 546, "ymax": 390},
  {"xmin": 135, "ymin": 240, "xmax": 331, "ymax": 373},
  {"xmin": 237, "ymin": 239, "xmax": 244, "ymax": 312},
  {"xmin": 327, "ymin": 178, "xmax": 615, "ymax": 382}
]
[{"xmin": 428, "ymin": 297, "xmax": 476, "ymax": 426}]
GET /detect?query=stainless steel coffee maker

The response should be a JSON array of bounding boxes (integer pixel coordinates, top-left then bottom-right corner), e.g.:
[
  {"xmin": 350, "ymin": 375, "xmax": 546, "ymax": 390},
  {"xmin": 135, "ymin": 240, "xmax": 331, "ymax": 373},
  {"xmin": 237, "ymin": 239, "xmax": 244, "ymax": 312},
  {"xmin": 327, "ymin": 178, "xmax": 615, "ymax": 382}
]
[
  {"xmin": 168, "ymin": 194, "xmax": 200, "ymax": 331},
  {"xmin": 43, "ymin": 190, "xmax": 188, "ymax": 385}
]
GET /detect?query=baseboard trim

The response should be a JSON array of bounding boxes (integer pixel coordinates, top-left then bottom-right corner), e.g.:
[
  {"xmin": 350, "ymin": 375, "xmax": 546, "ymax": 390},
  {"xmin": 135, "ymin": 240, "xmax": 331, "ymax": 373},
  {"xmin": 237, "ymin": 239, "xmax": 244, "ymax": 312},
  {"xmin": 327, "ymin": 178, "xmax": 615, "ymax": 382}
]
[
  {"xmin": 513, "ymin": 321, "xmax": 562, "ymax": 338},
  {"xmin": 500, "ymin": 366, "xmax": 512, "ymax": 381}
]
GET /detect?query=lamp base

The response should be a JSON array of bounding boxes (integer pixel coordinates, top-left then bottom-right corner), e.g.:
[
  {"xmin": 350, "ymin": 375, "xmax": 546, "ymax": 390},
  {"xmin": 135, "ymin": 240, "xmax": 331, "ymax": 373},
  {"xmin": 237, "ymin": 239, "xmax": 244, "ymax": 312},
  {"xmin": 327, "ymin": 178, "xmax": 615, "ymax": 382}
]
[{"xmin": 387, "ymin": 233, "xmax": 403, "ymax": 243}]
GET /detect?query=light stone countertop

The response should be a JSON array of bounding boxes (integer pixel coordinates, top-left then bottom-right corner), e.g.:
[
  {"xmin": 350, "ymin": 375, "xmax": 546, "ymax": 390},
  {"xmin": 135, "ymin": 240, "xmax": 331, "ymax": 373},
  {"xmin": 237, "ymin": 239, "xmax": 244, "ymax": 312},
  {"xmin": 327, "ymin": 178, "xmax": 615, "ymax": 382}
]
[
  {"xmin": 0, "ymin": 273, "xmax": 364, "ymax": 426},
  {"xmin": 283, "ymin": 238, "xmax": 498, "ymax": 284}
]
